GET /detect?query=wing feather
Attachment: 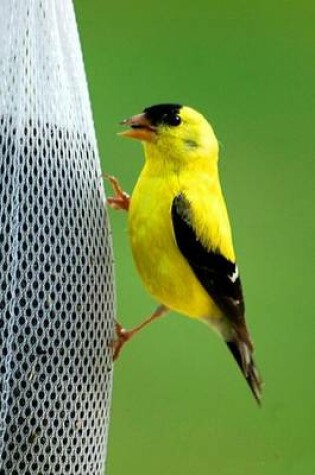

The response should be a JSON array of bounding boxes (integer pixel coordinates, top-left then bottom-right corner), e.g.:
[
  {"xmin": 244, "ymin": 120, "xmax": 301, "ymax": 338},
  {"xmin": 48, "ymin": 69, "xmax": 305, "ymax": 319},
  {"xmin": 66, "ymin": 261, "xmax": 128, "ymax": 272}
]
[
  {"xmin": 171, "ymin": 193, "xmax": 263, "ymax": 404},
  {"xmin": 171, "ymin": 193, "xmax": 246, "ymax": 330}
]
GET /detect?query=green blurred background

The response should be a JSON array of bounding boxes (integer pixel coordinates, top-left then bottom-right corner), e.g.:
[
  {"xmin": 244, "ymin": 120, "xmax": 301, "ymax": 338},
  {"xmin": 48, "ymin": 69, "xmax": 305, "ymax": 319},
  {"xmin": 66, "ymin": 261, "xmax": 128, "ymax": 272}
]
[{"xmin": 75, "ymin": 1, "xmax": 315, "ymax": 474}]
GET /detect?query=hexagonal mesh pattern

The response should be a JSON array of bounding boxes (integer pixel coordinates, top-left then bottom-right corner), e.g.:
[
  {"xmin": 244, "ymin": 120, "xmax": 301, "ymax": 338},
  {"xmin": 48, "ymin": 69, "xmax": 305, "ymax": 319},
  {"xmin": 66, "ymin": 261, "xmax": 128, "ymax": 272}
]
[{"xmin": 0, "ymin": 1, "xmax": 114, "ymax": 474}]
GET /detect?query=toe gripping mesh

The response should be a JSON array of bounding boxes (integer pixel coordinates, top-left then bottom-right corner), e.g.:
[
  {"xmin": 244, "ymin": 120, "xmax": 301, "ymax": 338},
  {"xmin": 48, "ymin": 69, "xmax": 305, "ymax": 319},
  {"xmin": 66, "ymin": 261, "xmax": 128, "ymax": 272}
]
[{"xmin": 0, "ymin": 2, "xmax": 114, "ymax": 475}]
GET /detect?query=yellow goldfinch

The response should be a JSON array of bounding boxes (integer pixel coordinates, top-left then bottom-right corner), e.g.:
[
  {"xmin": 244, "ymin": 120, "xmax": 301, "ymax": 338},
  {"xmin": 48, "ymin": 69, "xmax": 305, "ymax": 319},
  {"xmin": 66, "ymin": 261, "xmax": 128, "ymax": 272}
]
[{"xmin": 107, "ymin": 103, "xmax": 262, "ymax": 404}]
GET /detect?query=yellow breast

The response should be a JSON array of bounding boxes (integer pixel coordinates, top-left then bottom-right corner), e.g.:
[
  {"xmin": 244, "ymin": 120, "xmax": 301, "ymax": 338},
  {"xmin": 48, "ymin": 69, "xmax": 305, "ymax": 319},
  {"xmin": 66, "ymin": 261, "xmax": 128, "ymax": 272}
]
[{"xmin": 127, "ymin": 172, "xmax": 221, "ymax": 320}]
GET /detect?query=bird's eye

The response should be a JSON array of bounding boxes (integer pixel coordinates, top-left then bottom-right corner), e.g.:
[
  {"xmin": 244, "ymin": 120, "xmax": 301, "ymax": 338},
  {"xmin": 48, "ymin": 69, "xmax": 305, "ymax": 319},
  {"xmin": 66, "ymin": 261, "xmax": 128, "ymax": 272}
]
[
  {"xmin": 170, "ymin": 115, "xmax": 182, "ymax": 126},
  {"xmin": 163, "ymin": 113, "xmax": 182, "ymax": 127}
]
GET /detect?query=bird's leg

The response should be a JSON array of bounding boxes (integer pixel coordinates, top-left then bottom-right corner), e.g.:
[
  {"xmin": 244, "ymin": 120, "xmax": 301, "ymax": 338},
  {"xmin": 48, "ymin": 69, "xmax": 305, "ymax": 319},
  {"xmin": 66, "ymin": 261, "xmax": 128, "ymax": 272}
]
[
  {"xmin": 112, "ymin": 304, "xmax": 168, "ymax": 361},
  {"xmin": 103, "ymin": 174, "xmax": 130, "ymax": 211}
]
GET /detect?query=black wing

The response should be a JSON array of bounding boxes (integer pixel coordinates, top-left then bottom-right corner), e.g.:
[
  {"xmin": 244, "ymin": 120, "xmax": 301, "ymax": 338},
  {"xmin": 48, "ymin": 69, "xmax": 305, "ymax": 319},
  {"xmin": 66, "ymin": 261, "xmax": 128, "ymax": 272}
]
[
  {"xmin": 171, "ymin": 194, "xmax": 262, "ymax": 403},
  {"xmin": 171, "ymin": 194, "xmax": 263, "ymax": 404},
  {"xmin": 171, "ymin": 193, "xmax": 245, "ymax": 327}
]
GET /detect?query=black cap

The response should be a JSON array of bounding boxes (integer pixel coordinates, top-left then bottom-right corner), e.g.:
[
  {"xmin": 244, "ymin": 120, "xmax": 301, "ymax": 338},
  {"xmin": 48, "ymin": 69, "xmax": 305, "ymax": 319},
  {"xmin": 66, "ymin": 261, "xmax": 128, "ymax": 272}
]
[{"xmin": 143, "ymin": 103, "xmax": 182, "ymax": 127}]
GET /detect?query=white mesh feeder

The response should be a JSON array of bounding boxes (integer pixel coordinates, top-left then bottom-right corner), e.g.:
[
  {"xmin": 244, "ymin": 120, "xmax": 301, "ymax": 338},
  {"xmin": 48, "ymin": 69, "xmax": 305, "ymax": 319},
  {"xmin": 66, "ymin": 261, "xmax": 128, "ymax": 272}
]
[{"xmin": 0, "ymin": 1, "xmax": 114, "ymax": 474}]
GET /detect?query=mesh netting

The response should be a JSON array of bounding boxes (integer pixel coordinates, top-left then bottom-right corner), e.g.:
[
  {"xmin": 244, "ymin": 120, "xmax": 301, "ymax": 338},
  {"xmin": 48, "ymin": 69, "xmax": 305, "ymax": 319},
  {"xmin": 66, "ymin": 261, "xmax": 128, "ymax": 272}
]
[{"xmin": 0, "ymin": 1, "xmax": 114, "ymax": 474}]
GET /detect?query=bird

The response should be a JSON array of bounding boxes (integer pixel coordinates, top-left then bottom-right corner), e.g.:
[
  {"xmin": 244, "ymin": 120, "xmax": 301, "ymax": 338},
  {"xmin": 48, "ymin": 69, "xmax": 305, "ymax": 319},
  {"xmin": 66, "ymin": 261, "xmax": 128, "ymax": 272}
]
[{"xmin": 106, "ymin": 103, "xmax": 262, "ymax": 404}]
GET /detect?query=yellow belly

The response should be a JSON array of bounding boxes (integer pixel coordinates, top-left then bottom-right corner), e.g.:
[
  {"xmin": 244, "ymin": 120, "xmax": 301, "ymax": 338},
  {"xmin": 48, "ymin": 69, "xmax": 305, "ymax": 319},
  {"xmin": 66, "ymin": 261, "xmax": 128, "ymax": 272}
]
[{"xmin": 128, "ymin": 175, "xmax": 219, "ymax": 320}]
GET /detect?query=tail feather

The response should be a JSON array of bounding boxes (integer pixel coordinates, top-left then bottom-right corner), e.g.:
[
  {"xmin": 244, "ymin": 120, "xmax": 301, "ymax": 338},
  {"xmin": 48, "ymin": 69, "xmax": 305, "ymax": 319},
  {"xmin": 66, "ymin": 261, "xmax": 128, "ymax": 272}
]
[{"xmin": 226, "ymin": 339, "xmax": 262, "ymax": 405}]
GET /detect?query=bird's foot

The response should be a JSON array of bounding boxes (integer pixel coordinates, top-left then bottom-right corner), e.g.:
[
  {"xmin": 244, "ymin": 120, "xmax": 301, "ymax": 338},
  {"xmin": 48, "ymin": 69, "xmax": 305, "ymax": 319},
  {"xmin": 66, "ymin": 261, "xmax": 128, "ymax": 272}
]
[
  {"xmin": 112, "ymin": 322, "xmax": 133, "ymax": 361},
  {"xmin": 111, "ymin": 305, "xmax": 169, "ymax": 361},
  {"xmin": 103, "ymin": 174, "xmax": 130, "ymax": 211}
]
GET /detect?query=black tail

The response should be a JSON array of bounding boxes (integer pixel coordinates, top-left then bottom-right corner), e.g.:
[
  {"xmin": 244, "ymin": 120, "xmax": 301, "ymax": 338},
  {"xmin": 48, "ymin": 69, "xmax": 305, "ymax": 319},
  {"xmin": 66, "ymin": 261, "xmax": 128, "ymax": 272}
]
[{"xmin": 226, "ymin": 339, "xmax": 262, "ymax": 405}]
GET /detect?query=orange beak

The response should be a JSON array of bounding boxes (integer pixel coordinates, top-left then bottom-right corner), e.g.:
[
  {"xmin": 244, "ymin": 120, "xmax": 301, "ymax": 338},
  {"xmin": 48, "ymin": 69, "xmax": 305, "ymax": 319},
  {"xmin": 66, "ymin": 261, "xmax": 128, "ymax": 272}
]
[{"xmin": 119, "ymin": 113, "xmax": 157, "ymax": 142}]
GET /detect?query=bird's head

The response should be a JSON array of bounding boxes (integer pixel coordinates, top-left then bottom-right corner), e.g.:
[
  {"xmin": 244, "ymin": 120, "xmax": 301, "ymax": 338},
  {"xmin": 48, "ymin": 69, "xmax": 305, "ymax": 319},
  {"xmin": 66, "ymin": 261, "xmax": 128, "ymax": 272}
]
[{"xmin": 119, "ymin": 104, "xmax": 219, "ymax": 172}]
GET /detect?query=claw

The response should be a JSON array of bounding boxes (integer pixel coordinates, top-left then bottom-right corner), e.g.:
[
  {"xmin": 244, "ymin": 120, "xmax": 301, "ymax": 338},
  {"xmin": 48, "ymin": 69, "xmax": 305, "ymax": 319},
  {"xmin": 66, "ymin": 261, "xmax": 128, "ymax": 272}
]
[
  {"xmin": 103, "ymin": 174, "xmax": 130, "ymax": 211},
  {"xmin": 112, "ymin": 322, "xmax": 131, "ymax": 361},
  {"xmin": 111, "ymin": 305, "xmax": 169, "ymax": 361}
]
